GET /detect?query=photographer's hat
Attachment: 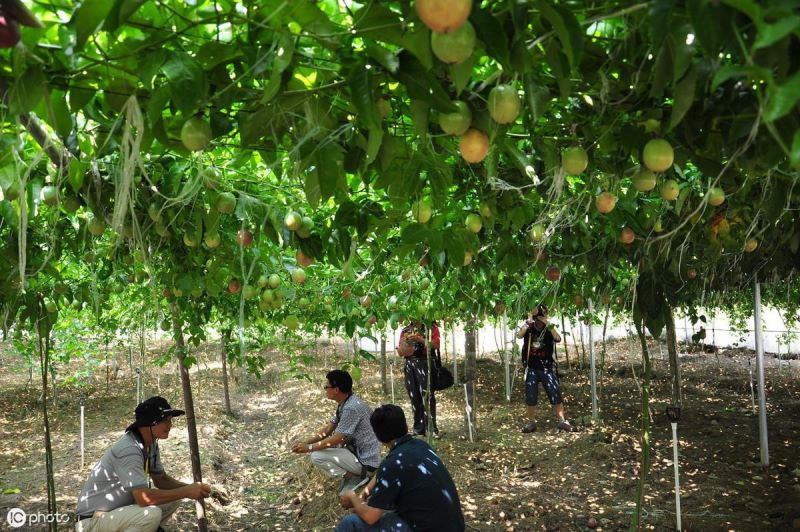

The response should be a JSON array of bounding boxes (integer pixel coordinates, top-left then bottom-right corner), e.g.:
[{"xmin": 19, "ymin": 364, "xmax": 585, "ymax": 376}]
[{"xmin": 125, "ymin": 396, "xmax": 185, "ymax": 432}]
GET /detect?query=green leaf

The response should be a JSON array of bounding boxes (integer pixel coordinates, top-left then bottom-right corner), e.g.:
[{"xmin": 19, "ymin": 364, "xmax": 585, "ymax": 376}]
[
  {"xmin": 470, "ymin": 8, "xmax": 511, "ymax": 69},
  {"xmin": 196, "ymin": 41, "xmax": 244, "ymax": 70},
  {"xmin": 68, "ymin": 160, "xmax": 86, "ymax": 194},
  {"xmin": 649, "ymin": 42, "xmax": 672, "ymax": 99},
  {"xmin": 365, "ymin": 43, "xmax": 399, "ymax": 74},
  {"xmin": 450, "ymin": 53, "xmax": 476, "ymax": 95},
  {"xmin": 764, "ymin": 71, "xmax": 800, "ymax": 122},
  {"xmin": 400, "ymin": 26, "xmax": 433, "ymax": 70},
  {"xmin": 161, "ymin": 52, "xmax": 208, "ymax": 115},
  {"xmin": 523, "ymin": 73, "xmax": 550, "ymax": 122},
  {"xmin": 72, "ymin": 0, "xmax": 114, "ymax": 51},
  {"xmin": 711, "ymin": 64, "xmax": 772, "ymax": 92},
  {"xmin": 288, "ymin": 1, "xmax": 340, "ymax": 50},
  {"xmin": 304, "ymin": 170, "xmax": 321, "ymax": 208},
  {"xmin": 790, "ymin": 129, "xmax": 800, "ymax": 169},
  {"xmin": 649, "ymin": 0, "xmax": 674, "ymax": 49},
  {"xmin": 347, "ymin": 62, "xmax": 379, "ymax": 131},
  {"xmin": 1, "ymin": 488, "xmax": 21, "ymax": 495},
  {"xmin": 675, "ymin": 185, "xmax": 691, "ymax": 216},
  {"xmin": 393, "ymin": 52, "xmax": 457, "ymax": 113},
  {"xmin": 672, "ymin": 39, "xmax": 694, "ymax": 82},
  {"xmin": 401, "ymin": 223, "xmax": 429, "ymax": 245},
  {"xmin": 537, "ymin": 1, "xmax": 584, "ymax": 72},
  {"xmin": 687, "ymin": 0, "xmax": 731, "ymax": 54},
  {"xmin": 443, "ymin": 227, "xmax": 465, "ymax": 266},
  {"xmin": 8, "ymin": 66, "xmax": 46, "ymax": 114},
  {"xmin": 720, "ymin": 0, "xmax": 761, "ymax": 22},
  {"xmin": 755, "ymin": 15, "xmax": 800, "ymax": 49},
  {"xmin": 543, "ymin": 41, "xmax": 571, "ymax": 97},
  {"xmin": 316, "ymin": 143, "xmax": 344, "ymax": 201},
  {"xmin": 409, "ymin": 100, "xmax": 429, "ymax": 139},
  {"xmin": 365, "ymin": 127, "xmax": 384, "ymax": 166},
  {"xmin": 47, "ymin": 90, "xmax": 73, "ymax": 139},
  {"xmin": 669, "ymin": 66, "xmax": 697, "ymax": 130}
]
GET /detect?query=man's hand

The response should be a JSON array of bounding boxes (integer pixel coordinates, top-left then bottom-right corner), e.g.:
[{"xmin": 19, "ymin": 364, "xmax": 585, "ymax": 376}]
[
  {"xmin": 185, "ymin": 482, "xmax": 212, "ymax": 500},
  {"xmin": 339, "ymin": 490, "xmax": 357, "ymax": 509},
  {"xmin": 290, "ymin": 441, "xmax": 310, "ymax": 454}
]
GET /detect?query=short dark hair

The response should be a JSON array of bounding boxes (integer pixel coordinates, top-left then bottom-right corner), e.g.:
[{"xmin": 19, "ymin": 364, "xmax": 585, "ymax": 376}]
[
  {"xmin": 370, "ymin": 404, "xmax": 408, "ymax": 443},
  {"xmin": 534, "ymin": 304, "xmax": 548, "ymax": 317},
  {"xmin": 326, "ymin": 370, "xmax": 353, "ymax": 393}
]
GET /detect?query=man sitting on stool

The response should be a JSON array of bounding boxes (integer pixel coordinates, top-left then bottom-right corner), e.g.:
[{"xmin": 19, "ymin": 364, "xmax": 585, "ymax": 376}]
[
  {"xmin": 75, "ymin": 396, "xmax": 211, "ymax": 532},
  {"xmin": 291, "ymin": 370, "xmax": 381, "ymax": 494}
]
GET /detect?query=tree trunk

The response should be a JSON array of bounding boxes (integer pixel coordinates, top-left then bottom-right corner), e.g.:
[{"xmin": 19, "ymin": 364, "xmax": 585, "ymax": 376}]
[
  {"xmin": 665, "ymin": 305, "xmax": 683, "ymax": 408},
  {"xmin": 37, "ymin": 320, "xmax": 57, "ymax": 531},
  {"xmin": 221, "ymin": 331, "xmax": 232, "ymax": 416},
  {"xmin": 380, "ymin": 335, "xmax": 388, "ymax": 395},
  {"xmin": 170, "ymin": 304, "xmax": 208, "ymax": 532},
  {"xmin": 631, "ymin": 318, "xmax": 653, "ymax": 532},
  {"xmin": 464, "ymin": 319, "xmax": 477, "ymax": 440}
]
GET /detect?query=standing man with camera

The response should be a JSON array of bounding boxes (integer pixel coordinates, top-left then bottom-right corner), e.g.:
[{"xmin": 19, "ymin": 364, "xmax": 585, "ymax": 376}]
[{"xmin": 516, "ymin": 304, "xmax": 577, "ymax": 433}]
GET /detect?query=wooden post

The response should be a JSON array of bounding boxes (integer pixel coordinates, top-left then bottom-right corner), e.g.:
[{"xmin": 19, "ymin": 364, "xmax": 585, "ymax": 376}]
[{"xmin": 170, "ymin": 304, "xmax": 208, "ymax": 532}]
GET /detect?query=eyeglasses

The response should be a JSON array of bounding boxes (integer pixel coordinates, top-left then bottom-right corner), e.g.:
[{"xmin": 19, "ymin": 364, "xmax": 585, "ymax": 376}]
[{"xmin": 323, "ymin": 384, "xmax": 336, "ymax": 390}]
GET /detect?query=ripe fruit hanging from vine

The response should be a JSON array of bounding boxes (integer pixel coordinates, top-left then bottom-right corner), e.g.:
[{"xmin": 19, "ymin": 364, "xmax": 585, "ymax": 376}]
[
  {"xmin": 595, "ymin": 192, "xmax": 617, "ymax": 214},
  {"xmin": 415, "ymin": 0, "xmax": 472, "ymax": 33},
  {"xmin": 180, "ymin": 117, "xmax": 212, "ymax": 152},
  {"xmin": 465, "ymin": 213, "xmax": 482, "ymax": 233},
  {"xmin": 431, "ymin": 21, "xmax": 475, "ymax": 64},
  {"xmin": 643, "ymin": 139, "xmax": 674, "ymax": 172},
  {"xmin": 660, "ymin": 179, "xmax": 680, "ymax": 201},
  {"xmin": 488, "ymin": 85, "xmax": 521, "ymax": 124},
  {"xmin": 707, "ymin": 187, "xmax": 725, "ymax": 206},
  {"xmin": 459, "ymin": 129, "xmax": 489, "ymax": 163},
  {"xmin": 561, "ymin": 147, "xmax": 588, "ymax": 176},
  {"xmin": 632, "ymin": 169, "xmax": 657, "ymax": 192},
  {"xmin": 546, "ymin": 266, "xmax": 561, "ymax": 282},
  {"xmin": 439, "ymin": 101, "xmax": 472, "ymax": 136}
]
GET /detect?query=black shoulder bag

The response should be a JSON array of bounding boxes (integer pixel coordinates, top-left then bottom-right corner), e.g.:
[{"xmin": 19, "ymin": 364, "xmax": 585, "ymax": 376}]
[{"xmin": 431, "ymin": 347, "xmax": 454, "ymax": 391}]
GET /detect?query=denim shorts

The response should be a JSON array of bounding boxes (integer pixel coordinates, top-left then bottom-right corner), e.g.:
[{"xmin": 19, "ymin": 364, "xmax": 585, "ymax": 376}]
[{"xmin": 524, "ymin": 366, "xmax": 562, "ymax": 406}]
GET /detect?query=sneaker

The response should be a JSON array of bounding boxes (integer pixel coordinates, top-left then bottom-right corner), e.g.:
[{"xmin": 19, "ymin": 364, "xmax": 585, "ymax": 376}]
[
  {"xmin": 412, "ymin": 429, "xmax": 426, "ymax": 437},
  {"xmin": 433, "ymin": 429, "xmax": 444, "ymax": 440},
  {"xmin": 557, "ymin": 420, "xmax": 578, "ymax": 432},
  {"xmin": 521, "ymin": 420, "xmax": 537, "ymax": 433}
]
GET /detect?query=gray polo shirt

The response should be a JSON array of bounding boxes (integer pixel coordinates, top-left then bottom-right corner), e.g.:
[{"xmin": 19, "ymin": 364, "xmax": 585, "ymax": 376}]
[
  {"xmin": 332, "ymin": 394, "xmax": 381, "ymax": 468},
  {"xmin": 76, "ymin": 431, "xmax": 163, "ymax": 516}
]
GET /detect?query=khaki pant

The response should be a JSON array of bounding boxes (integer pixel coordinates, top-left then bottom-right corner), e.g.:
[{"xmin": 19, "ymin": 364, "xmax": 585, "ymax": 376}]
[
  {"xmin": 75, "ymin": 501, "xmax": 180, "ymax": 532},
  {"xmin": 310, "ymin": 448, "xmax": 362, "ymax": 477}
]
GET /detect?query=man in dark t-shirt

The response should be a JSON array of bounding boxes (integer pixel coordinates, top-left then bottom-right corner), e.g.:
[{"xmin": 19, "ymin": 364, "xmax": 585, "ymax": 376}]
[
  {"xmin": 516, "ymin": 304, "xmax": 577, "ymax": 433},
  {"xmin": 336, "ymin": 404, "xmax": 464, "ymax": 532}
]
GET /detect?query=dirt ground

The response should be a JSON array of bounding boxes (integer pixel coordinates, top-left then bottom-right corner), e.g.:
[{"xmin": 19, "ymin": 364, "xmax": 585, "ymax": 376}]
[{"xmin": 1, "ymin": 336, "xmax": 799, "ymax": 531}]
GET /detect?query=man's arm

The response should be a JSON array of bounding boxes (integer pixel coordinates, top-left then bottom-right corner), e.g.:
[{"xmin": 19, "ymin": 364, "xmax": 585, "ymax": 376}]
[
  {"xmin": 516, "ymin": 319, "xmax": 532, "ymax": 339},
  {"xmin": 130, "ymin": 482, "xmax": 210, "ymax": 507},
  {"xmin": 549, "ymin": 326, "xmax": 561, "ymax": 343},
  {"xmin": 293, "ymin": 430, "xmax": 347, "ymax": 453},
  {"xmin": 341, "ymin": 491, "xmax": 385, "ymax": 525},
  {"xmin": 290, "ymin": 422, "xmax": 336, "ymax": 453},
  {"xmin": 151, "ymin": 472, "xmax": 186, "ymax": 490}
]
